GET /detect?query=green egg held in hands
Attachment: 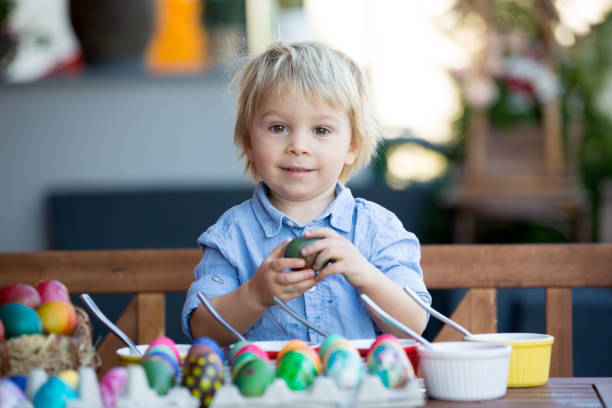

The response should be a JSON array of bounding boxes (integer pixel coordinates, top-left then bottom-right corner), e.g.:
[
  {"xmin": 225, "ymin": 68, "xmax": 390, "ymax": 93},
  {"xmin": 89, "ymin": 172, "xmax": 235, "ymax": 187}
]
[{"xmin": 284, "ymin": 236, "xmax": 331, "ymax": 271}]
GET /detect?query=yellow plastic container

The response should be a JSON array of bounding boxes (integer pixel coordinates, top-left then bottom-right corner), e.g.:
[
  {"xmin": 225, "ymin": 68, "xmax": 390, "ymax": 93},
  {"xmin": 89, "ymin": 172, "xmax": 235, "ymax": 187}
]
[
  {"xmin": 466, "ymin": 333, "xmax": 554, "ymax": 387},
  {"xmin": 116, "ymin": 344, "xmax": 190, "ymax": 366}
]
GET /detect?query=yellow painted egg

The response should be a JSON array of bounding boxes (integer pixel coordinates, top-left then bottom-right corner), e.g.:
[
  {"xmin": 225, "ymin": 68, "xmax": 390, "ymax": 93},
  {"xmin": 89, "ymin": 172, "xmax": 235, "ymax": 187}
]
[{"xmin": 36, "ymin": 301, "xmax": 76, "ymax": 335}]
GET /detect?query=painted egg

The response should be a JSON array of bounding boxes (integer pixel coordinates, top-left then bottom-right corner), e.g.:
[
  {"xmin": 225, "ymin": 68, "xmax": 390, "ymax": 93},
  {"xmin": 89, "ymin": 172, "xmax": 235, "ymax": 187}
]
[
  {"xmin": 33, "ymin": 376, "xmax": 78, "ymax": 408},
  {"xmin": 144, "ymin": 344, "xmax": 178, "ymax": 362},
  {"xmin": 0, "ymin": 318, "xmax": 4, "ymax": 341},
  {"xmin": 193, "ymin": 337, "xmax": 225, "ymax": 363},
  {"xmin": 100, "ymin": 366, "xmax": 128, "ymax": 408},
  {"xmin": 276, "ymin": 349, "xmax": 318, "ymax": 391},
  {"xmin": 57, "ymin": 370, "xmax": 78, "ymax": 389},
  {"xmin": 366, "ymin": 337, "xmax": 404, "ymax": 367},
  {"xmin": 0, "ymin": 302, "xmax": 43, "ymax": 339},
  {"xmin": 276, "ymin": 339, "xmax": 309, "ymax": 367},
  {"xmin": 297, "ymin": 345, "xmax": 321, "ymax": 374},
  {"xmin": 0, "ymin": 378, "xmax": 27, "ymax": 407},
  {"xmin": 181, "ymin": 350, "xmax": 225, "ymax": 408},
  {"xmin": 234, "ymin": 357, "xmax": 275, "ymax": 397},
  {"xmin": 231, "ymin": 343, "xmax": 269, "ymax": 365},
  {"xmin": 36, "ymin": 280, "xmax": 70, "ymax": 304},
  {"xmin": 284, "ymin": 236, "xmax": 322, "ymax": 269},
  {"xmin": 8, "ymin": 375, "xmax": 27, "ymax": 392},
  {"xmin": 367, "ymin": 343, "xmax": 414, "ymax": 389},
  {"xmin": 186, "ymin": 344, "xmax": 215, "ymax": 364},
  {"xmin": 143, "ymin": 358, "xmax": 176, "ymax": 396},
  {"xmin": 319, "ymin": 334, "xmax": 346, "ymax": 360},
  {"xmin": 0, "ymin": 283, "xmax": 41, "ymax": 309},
  {"xmin": 227, "ymin": 340, "xmax": 251, "ymax": 363},
  {"xmin": 370, "ymin": 333, "xmax": 399, "ymax": 348},
  {"xmin": 147, "ymin": 336, "xmax": 180, "ymax": 362},
  {"xmin": 142, "ymin": 348, "xmax": 180, "ymax": 375},
  {"xmin": 324, "ymin": 347, "xmax": 365, "ymax": 389},
  {"xmin": 231, "ymin": 351, "xmax": 260, "ymax": 381},
  {"xmin": 36, "ymin": 301, "xmax": 77, "ymax": 335},
  {"xmin": 322, "ymin": 339, "xmax": 352, "ymax": 367}
]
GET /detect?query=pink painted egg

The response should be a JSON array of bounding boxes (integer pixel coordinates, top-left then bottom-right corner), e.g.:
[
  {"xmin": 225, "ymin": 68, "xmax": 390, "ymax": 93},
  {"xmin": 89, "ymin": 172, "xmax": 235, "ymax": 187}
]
[
  {"xmin": 100, "ymin": 366, "xmax": 128, "ymax": 408},
  {"xmin": 147, "ymin": 336, "xmax": 180, "ymax": 362},
  {"xmin": 0, "ymin": 283, "xmax": 41, "ymax": 309},
  {"xmin": 36, "ymin": 280, "xmax": 70, "ymax": 304}
]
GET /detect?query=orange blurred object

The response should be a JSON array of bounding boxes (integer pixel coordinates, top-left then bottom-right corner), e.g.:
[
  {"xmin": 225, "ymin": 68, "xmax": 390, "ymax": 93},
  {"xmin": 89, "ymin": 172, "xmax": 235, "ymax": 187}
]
[{"xmin": 146, "ymin": 0, "xmax": 210, "ymax": 75}]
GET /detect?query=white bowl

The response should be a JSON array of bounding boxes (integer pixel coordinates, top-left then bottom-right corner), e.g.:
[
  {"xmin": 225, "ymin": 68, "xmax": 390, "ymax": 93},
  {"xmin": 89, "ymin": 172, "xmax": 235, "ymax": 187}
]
[{"xmin": 418, "ymin": 341, "xmax": 512, "ymax": 401}]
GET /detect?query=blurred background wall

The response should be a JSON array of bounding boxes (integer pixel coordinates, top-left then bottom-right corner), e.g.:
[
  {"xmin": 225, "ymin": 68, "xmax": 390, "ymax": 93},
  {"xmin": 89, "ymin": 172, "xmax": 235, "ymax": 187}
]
[{"xmin": 1, "ymin": 0, "xmax": 611, "ymax": 375}]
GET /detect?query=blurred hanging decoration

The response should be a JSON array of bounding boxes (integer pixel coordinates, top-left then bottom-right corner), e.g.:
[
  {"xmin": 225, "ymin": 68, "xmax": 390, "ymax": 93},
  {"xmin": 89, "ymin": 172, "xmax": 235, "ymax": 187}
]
[
  {"xmin": 69, "ymin": 0, "xmax": 154, "ymax": 72},
  {"xmin": 4, "ymin": 0, "xmax": 80, "ymax": 82},
  {"xmin": 145, "ymin": 0, "xmax": 210, "ymax": 75},
  {"xmin": 444, "ymin": 0, "xmax": 593, "ymax": 243}
]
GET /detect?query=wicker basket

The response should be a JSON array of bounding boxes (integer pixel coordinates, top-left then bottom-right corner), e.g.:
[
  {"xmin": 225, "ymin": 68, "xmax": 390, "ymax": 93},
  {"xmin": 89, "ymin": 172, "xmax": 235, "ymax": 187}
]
[{"xmin": 0, "ymin": 306, "xmax": 100, "ymax": 377}]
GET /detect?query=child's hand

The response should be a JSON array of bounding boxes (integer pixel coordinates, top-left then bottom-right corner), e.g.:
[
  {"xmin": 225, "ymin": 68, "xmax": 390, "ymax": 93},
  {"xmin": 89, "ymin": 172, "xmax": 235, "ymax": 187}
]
[
  {"xmin": 247, "ymin": 238, "xmax": 317, "ymax": 307},
  {"xmin": 303, "ymin": 228, "xmax": 379, "ymax": 289}
]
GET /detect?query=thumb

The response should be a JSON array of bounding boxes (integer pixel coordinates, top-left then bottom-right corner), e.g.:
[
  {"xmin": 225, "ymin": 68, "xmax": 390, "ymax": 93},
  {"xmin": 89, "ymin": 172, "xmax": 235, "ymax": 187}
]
[{"xmin": 268, "ymin": 238, "xmax": 291, "ymax": 259}]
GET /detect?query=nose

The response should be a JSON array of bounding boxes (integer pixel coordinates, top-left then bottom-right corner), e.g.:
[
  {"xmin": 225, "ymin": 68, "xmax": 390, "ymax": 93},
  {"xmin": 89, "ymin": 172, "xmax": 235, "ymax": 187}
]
[{"xmin": 286, "ymin": 130, "xmax": 310, "ymax": 156}]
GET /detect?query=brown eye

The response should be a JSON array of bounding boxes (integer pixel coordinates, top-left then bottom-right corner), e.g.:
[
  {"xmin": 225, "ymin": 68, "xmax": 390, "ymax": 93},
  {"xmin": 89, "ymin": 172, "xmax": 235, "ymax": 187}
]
[
  {"xmin": 313, "ymin": 127, "xmax": 330, "ymax": 135},
  {"xmin": 270, "ymin": 124, "xmax": 287, "ymax": 133}
]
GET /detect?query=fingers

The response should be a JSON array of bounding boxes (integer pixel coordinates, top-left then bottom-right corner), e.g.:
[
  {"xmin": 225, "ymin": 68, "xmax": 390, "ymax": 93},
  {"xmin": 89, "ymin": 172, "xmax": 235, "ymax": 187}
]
[
  {"xmin": 268, "ymin": 257, "xmax": 306, "ymax": 272},
  {"xmin": 276, "ymin": 269, "xmax": 316, "ymax": 286},
  {"xmin": 279, "ymin": 277, "xmax": 317, "ymax": 299},
  {"xmin": 315, "ymin": 261, "xmax": 342, "ymax": 282}
]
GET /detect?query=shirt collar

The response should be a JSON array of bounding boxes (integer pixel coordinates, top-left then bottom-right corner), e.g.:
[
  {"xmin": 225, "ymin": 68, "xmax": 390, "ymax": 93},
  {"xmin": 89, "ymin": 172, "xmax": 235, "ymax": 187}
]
[{"xmin": 251, "ymin": 182, "xmax": 355, "ymax": 238}]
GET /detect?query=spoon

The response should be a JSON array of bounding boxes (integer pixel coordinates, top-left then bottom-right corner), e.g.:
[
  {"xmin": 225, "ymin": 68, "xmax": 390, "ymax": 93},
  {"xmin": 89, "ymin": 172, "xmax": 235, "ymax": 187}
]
[
  {"xmin": 197, "ymin": 292, "xmax": 246, "ymax": 342},
  {"xmin": 359, "ymin": 293, "xmax": 433, "ymax": 350},
  {"xmin": 79, "ymin": 293, "xmax": 142, "ymax": 356},
  {"xmin": 402, "ymin": 286, "xmax": 473, "ymax": 339},
  {"xmin": 273, "ymin": 296, "xmax": 329, "ymax": 337}
]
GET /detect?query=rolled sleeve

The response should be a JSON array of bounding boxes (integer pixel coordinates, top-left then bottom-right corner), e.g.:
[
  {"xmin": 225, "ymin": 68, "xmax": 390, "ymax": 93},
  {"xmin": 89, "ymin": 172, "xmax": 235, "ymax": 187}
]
[
  {"xmin": 376, "ymin": 235, "xmax": 432, "ymax": 305},
  {"xmin": 368, "ymin": 216, "xmax": 432, "ymax": 325},
  {"xmin": 181, "ymin": 247, "xmax": 240, "ymax": 341}
]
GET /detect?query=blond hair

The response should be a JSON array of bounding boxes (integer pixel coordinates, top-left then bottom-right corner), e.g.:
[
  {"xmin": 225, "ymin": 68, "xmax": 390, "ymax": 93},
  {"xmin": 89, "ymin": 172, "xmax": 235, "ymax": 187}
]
[{"xmin": 233, "ymin": 41, "xmax": 381, "ymax": 183}]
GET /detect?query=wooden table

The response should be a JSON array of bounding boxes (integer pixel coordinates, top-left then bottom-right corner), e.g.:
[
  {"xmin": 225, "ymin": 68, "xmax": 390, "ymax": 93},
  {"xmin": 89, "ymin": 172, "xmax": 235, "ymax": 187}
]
[{"xmin": 424, "ymin": 378, "xmax": 612, "ymax": 407}]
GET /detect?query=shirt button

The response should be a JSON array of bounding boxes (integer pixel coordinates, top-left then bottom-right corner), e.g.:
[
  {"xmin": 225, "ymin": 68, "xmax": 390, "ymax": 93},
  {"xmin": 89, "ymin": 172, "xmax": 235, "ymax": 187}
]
[
  {"xmin": 308, "ymin": 285, "xmax": 316, "ymax": 292},
  {"xmin": 285, "ymin": 220, "xmax": 295, "ymax": 227}
]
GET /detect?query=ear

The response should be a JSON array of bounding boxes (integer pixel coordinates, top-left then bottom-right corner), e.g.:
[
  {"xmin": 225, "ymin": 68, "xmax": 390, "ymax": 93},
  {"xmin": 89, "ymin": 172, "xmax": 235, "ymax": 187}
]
[{"xmin": 344, "ymin": 140, "xmax": 359, "ymax": 165}]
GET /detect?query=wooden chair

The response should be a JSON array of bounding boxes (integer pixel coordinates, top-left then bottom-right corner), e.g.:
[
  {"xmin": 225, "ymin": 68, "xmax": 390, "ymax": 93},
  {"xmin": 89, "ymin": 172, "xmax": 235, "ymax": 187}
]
[
  {"xmin": 447, "ymin": 1, "xmax": 591, "ymax": 243},
  {"xmin": 1, "ymin": 244, "xmax": 610, "ymax": 376}
]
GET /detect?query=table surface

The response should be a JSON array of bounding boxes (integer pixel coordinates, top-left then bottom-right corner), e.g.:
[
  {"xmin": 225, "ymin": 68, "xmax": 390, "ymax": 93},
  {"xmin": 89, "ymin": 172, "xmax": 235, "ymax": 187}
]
[{"xmin": 424, "ymin": 377, "xmax": 612, "ymax": 407}]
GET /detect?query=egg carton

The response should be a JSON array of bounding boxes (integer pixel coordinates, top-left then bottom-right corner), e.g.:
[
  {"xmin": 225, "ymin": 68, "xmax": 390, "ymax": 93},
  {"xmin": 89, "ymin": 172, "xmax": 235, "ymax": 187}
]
[
  {"xmin": 210, "ymin": 374, "xmax": 424, "ymax": 408},
  {"xmin": 8, "ymin": 365, "xmax": 199, "ymax": 408}
]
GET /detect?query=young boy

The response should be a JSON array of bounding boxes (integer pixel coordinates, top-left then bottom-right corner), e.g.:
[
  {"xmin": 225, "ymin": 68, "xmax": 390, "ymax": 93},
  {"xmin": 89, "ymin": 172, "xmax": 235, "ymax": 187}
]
[{"xmin": 182, "ymin": 41, "xmax": 431, "ymax": 346}]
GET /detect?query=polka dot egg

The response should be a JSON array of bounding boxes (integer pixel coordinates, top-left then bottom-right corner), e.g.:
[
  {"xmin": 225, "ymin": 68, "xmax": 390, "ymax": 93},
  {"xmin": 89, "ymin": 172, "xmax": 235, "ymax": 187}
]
[{"xmin": 181, "ymin": 349, "xmax": 225, "ymax": 408}]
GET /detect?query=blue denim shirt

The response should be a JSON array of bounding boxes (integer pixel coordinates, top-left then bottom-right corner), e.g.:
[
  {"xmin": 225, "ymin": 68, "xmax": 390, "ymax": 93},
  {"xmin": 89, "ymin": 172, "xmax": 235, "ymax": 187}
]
[{"xmin": 182, "ymin": 182, "xmax": 431, "ymax": 343}]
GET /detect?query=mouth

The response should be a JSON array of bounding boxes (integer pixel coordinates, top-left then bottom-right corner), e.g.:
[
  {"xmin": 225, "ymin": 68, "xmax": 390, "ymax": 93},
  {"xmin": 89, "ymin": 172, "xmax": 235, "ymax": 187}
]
[{"xmin": 280, "ymin": 166, "xmax": 314, "ymax": 174}]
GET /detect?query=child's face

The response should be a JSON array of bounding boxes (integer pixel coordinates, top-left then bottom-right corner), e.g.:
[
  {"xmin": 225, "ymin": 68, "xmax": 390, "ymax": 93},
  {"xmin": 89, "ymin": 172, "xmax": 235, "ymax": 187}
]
[{"xmin": 247, "ymin": 88, "xmax": 358, "ymax": 205}]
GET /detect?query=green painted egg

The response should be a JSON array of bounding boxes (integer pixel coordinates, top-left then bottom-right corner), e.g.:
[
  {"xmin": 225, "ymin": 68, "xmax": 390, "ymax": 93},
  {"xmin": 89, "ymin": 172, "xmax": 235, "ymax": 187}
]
[
  {"xmin": 276, "ymin": 349, "xmax": 318, "ymax": 391},
  {"xmin": 234, "ymin": 358, "xmax": 275, "ymax": 397},
  {"xmin": 231, "ymin": 351, "xmax": 260, "ymax": 380},
  {"xmin": 142, "ymin": 358, "xmax": 175, "ymax": 395},
  {"xmin": 227, "ymin": 340, "xmax": 251, "ymax": 363},
  {"xmin": 0, "ymin": 303, "xmax": 43, "ymax": 339},
  {"xmin": 284, "ymin": 236, "xmax": 322, "ymax": 269}
]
